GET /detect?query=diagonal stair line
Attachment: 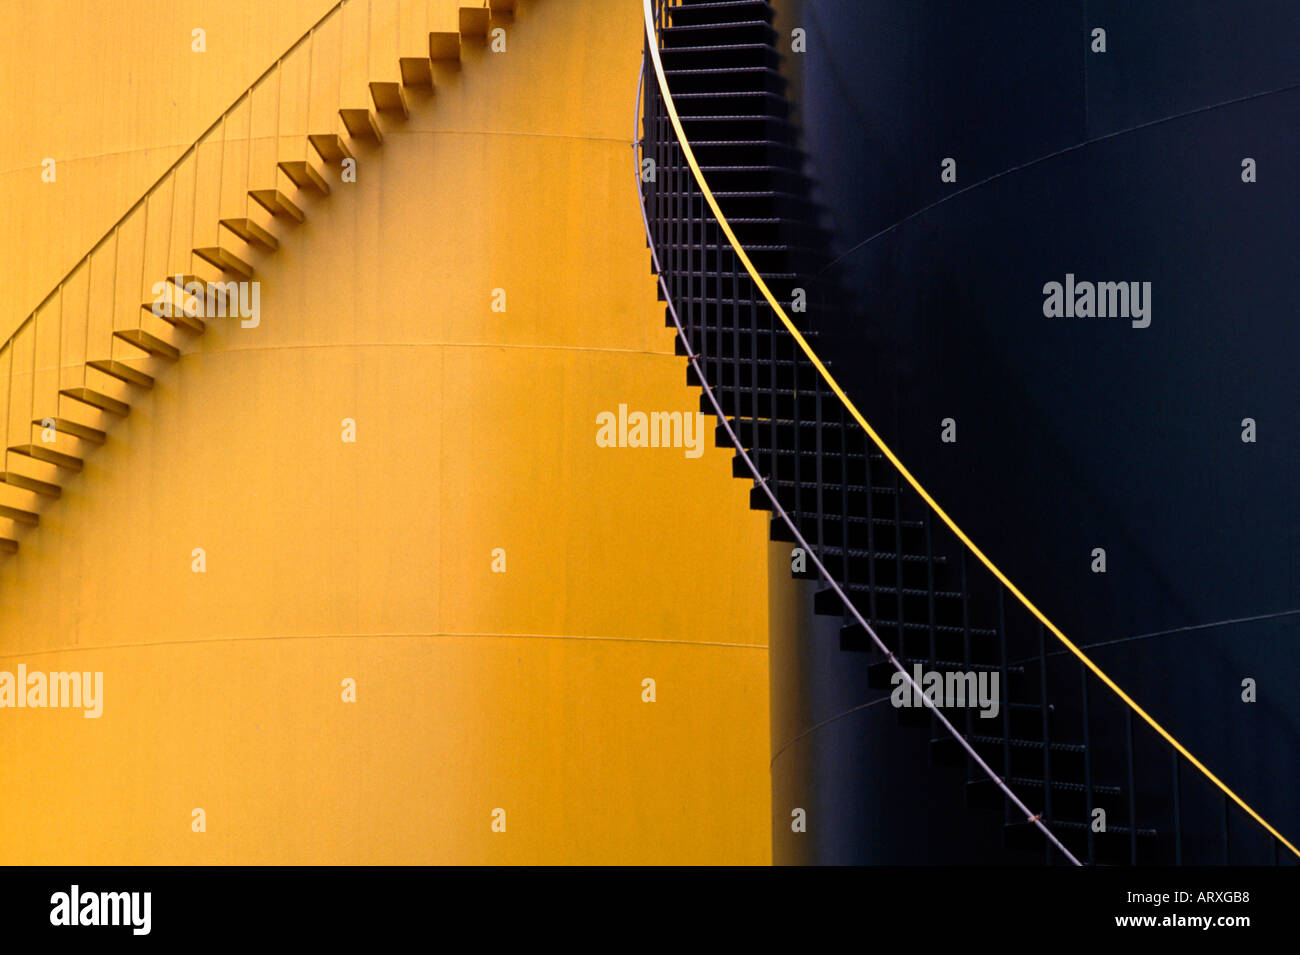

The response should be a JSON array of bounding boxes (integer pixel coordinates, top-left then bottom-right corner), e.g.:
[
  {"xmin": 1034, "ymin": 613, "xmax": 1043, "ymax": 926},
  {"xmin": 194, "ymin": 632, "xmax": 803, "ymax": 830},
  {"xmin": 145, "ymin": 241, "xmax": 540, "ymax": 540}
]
[
  {"xmin": 1, "ymin": 1, "xmax": 521, "ymax": 557},
  {"xmin": 632, "ymin": 55, "xmax": 1084, "ymax": 866},
  {"xmin": 641, "ymin": 0, "xmax": 1299, "ymax": 862},
  {"xmin": 5, "ymin": 0, "xmax": 348, "ymax": 341}
]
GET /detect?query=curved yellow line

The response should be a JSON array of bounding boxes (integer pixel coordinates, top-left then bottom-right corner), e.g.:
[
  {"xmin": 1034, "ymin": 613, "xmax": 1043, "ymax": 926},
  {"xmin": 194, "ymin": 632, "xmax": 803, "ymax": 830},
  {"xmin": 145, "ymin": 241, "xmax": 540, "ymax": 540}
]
[{"xmin": 642, "ymin": 0, "xmax": 1299, "ymax": 860}]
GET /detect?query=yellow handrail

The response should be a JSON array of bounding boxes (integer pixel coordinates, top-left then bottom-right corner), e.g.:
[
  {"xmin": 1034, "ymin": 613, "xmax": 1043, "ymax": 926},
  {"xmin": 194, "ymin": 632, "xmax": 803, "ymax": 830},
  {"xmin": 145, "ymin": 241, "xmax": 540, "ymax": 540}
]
[{"xmin": 642, "ymin": 0, "xmax": 1299, "ymax": 860}]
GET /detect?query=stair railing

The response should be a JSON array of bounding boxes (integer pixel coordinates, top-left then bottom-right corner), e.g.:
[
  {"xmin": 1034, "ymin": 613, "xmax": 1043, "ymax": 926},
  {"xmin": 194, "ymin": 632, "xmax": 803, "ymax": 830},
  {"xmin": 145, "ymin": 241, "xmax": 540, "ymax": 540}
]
[
  {"xmin": 638, "ymin": 0, "xmax": 1296, "ymax": 865},
  {"xmin": 0, "ymin": 0, "xmax": 356, "ymax": 488},
  {"xmin": 1, "ymin": 2, "xmax": 505, "ymax": 534}
]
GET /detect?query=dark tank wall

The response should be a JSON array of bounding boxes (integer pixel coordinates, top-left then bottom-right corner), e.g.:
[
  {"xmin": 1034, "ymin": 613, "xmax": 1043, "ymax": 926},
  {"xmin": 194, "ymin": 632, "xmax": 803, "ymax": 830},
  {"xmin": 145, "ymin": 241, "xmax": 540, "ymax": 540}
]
[
  {"xmin": 768, "ymin": 556, "xmax": 1038, "ymax": 865},
  {"xmin": 767, "ymin": 0, "xmax": 1300, "ymax": 862}
]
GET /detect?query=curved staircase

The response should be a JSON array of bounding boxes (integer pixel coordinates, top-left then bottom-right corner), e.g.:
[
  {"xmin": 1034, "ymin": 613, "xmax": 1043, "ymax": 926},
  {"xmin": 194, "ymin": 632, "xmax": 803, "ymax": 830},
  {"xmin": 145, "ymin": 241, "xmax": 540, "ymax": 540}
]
[{"xmin": 641, "ymin": 0, "xmax": 1296, "ymax": 866}]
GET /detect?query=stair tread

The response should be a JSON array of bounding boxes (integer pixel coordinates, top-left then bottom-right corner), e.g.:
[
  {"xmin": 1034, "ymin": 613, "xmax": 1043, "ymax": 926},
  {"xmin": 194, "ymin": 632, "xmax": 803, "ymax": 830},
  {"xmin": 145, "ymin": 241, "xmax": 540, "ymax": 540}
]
[
  {"xmin": 814, "ymin": 583, "xmax": 963, "ymax": 599},
  {"xmin": 1005, "ymin": 819, "xmax": 1159, "ymax": 837},
  {"xmin": 664, "ymin": 66, "xmax": 785, "ymax": 76},
  {"xmin": 942, "ymin": 734, "xmax": 1084, "ymax": 752},
  {"xmin": 340, "ymin": 107, "xmax": 385, "ymax": 143},
  {"xmin": 249, "ymin": 188, "xmax": 306, "ymax": 222},
  {"xmin": 399, "ymin": 56, "xmax": 434, "ymax": 88},
  {"xmin": 193, "ymin": 246, "xmax": 254, "ymax": 279},
  {"xmin": 675, "ymin": 93, "xmax": 786, "ymax": 102},
  {"xmin": 816, "ymin": 547, "xmax": 940, "ymax": 561},
  {"xmin": 166, "ymin": 274, "xmax": 228, "ymax": 297},
  {"xmin": 680, "ymin": 113, "xmax": 794, "ymax": 124},
  {"xmin": 219, "ymin": 217, "xmax": 279, "ymax": 251},
  {"xmin": 278, "ymin": 160, "xmax": 330, "ymax": 196},
  {"xmin": 308, "ymin": 133, "xmax": 354, "ymax": 163},
  {"xmin": 0, "ymin": 471, "xmax": 61, "ymax": 498},
  {"xmin": 141, "ymin": 300, "xmax": 207, "ymax": 333},
  {"xmin": 428, "ymin": 31, "xmax": 462, "ymax": 61},
  {"xmin": 662, "ymin": 20, "xmax": 775, "ymax": 32},
  {"xmin": 0, "ymin": 503, "xmax": 39, "ymax": 526},
  {"xmin": 88, "ymin": 359, "xmax": 155, "ymax": 388},
  {"xmin": 459, "ymin": 7, "xmax": 491, "ymax": 38},
  {"xmin": 60, "ymin": 387, "xmax": 129, "ymax": 417},
  {"xmin": 660, "ymin": 42, "xmax": 775, "ymax": 53},
  {"xmin": 114, "ymin": 329, "xmax": 179, "ymax": 360},
  {"xmin": 766, "ymin": 478, "xmax": 905, "ymax": 495},
  {"xmin": 368, "ymin": 82, "xmax": 409, "ymax": 120},
  {"xmin": 8, "ymin": 444, "xmax": 83, "ymax": 471},
  {"xmin": 31, "ymin": 417, "xmax": 105, "ymax": 444},
  {"xmin": 970, "ymin": 776, "xmax": 1123, "ymax": 795},
  {"xmin": 845, "ymin": 620, "xmax": 998, "ymax": 637},
  {"xmin": 677, "ymin": 315, "xmax": 825, "ymax": 328}
]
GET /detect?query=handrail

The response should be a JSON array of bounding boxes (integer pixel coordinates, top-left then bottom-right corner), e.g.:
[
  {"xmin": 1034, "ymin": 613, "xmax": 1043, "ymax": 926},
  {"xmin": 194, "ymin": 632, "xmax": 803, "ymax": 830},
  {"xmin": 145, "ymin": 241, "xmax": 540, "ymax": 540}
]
[
  {"xmin": 641, "ymin": 0, "xmax": 1299, "ymax": 860},
  {"xmin": 632, "ymin": 59, "xmax": 1082, "ymax": 866},
  {"xmin": 2, "ymin": 0, "xmax": 350, "ymax": 347}
]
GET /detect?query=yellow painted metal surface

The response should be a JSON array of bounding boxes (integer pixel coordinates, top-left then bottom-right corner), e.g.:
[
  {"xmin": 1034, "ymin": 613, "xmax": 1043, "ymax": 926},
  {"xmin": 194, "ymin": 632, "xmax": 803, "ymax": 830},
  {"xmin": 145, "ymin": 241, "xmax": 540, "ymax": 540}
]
[{"xmin": 0, "ymin": 0, "xmax": 777, "ymax": 864}]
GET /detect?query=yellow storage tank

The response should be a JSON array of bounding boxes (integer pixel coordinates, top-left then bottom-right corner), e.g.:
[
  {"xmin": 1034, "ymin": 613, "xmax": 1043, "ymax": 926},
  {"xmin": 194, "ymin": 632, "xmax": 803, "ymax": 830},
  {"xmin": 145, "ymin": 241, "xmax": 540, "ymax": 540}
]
[{"xmin": 0, "ymin": 0, "xmax": 782, "ymax": 864}]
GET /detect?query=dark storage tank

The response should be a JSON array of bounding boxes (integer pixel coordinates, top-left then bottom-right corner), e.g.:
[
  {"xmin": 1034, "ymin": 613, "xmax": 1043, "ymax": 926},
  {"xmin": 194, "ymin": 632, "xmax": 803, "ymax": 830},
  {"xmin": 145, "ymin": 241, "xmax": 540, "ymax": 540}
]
[{"xmin": 764, "ymin": 0, "xmax": 1300, "ymax": 864}]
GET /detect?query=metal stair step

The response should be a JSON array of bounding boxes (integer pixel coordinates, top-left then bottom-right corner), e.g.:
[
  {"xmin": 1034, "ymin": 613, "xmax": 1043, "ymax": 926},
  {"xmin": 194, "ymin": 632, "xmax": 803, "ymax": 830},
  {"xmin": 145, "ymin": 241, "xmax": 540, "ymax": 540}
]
[
  {"xmin": 30, "ymin": 417, "xmax": 105, "ymax": 445},
  {"xmin": 278, "ymin": 160, "xmax": 330, "ymax": 196},
  {"xmin": 368, "ymin": 82, "xmax": 408, "ymax": 120},
  {"xmin": 219, "ymin": 217, "xmax": 278, "ymax": 251},
  {"xmin": 8, "ymin": 444, "xmax": 82, "ymax": 472},
  {"xmin": 308, "ymin": 133, "xmax": 354, "ymax": 163},
  {"xmin": 0, "ymin": 503, "xmax": 39, "ymax": 527},
  {"xmin": 59, "ymin": 388, "xmax": 129, "ymax": 417},
  {"xmin": 248, "ymin": 189, "xmax": 305, "ymax": 222},
  {"xmin": 340, "ymin": 107, "xmax": 384, "ymax": 143},
  {"xmin": 193, "ymin": 246, "xmax": 254, "ymax": 279},
  {"xmin": 0, "ymin": 471, "xmax": 62, "ymax": 498},
  {"xmin": 88, "ymin": 359, "xmax": 154, "ymax": 388},
  {"xmin": 113, "ymin": 329, "xmax": 179, "ymax": 361}
]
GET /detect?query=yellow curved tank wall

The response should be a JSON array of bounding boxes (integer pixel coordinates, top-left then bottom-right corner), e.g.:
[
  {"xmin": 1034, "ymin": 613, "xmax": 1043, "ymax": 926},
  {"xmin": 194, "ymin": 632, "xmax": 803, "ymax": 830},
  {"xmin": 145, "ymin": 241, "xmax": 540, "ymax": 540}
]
[{"xmin": 0, "ymin": 0, "xmax": 779, "ymax": 864}]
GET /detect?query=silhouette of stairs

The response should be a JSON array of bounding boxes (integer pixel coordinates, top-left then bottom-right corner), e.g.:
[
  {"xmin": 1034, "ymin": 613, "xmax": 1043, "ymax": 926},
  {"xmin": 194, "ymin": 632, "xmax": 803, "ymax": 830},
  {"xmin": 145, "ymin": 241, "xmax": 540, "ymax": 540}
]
[
  {"xmin": 0, "ymin": 0, "xmax": 523, "ymax": 558},
  {"xmin": 646, "ymin": 0, "xmax": 1168, "ymax": 865}
]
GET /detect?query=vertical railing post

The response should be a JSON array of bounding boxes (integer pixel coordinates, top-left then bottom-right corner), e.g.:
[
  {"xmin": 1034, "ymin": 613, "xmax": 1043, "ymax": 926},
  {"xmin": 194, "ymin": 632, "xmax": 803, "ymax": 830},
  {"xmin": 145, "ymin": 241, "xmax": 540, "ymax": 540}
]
[
  {"xmin": 106, "ymin": 226, "xmax": 121, "ymax": 361},
  {"xmin": 889, "ymin": 459, "xmax": 904, "ymax": 661},
  {"xmin": 27, "ymin": 314, "xmax": 37, "ymax": 449},
  {"xmin": 814, "ymin": 371, "xmax": 824, "ymax": 560},
  {"xmin": 924, "ymin": 511, "xmax": 937, "ymax": 739},
  {"xmin": 998, "ymin": 589, "xmax": 1011, "ymax": 826},
  {"xmin": 1125, "ymin": 708, "xmax": 1137, "ymax": 864},
  {"xmin": 961, "ymin": 546, "xmax": 973, "ymax": 783},
  {"xmin": 135, "ymin": 189, "xmax": 150, "ymax": 336},
  {"xmin": 1081, "ymin": 668, "xmax": 1095, "ymax": 865},
  {"xmin": 1038, "ymin": 623, "xmax": 1053, "ymax": 863},
  {"xmin": 1171, "ymin": 751, "xmax": 1182, "ymax": 866},
  {"xmin": 862, "ymin": 418, "xmax": 877, "ymax": 629},
  {"xmin": 54, "ymin": 283, "xmax": 65, "ymax": 404},
  {"xmin": 1223, "ymin": 793, "xmax": 1231, "ymax": 865},
  {"xmin": 838, "ymin": 405, "xmax": 849, "ymax": 594},
  {"xmin": 3, "ymin": 342, "xmax": 12, "ymax": 472}
]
